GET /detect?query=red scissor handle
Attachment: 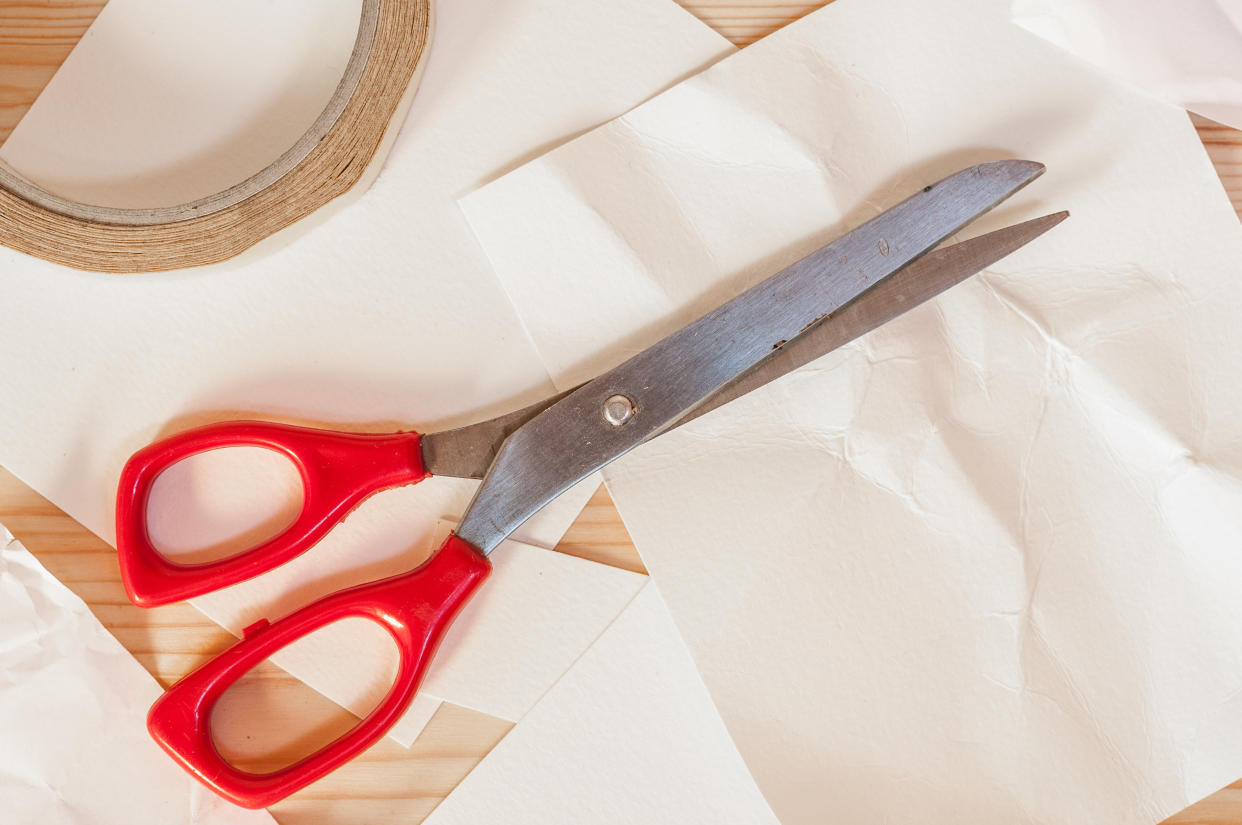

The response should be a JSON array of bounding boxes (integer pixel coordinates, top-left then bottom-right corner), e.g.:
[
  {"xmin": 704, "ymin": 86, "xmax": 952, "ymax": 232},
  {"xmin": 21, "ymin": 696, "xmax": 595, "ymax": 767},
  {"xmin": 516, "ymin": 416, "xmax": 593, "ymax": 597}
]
[
  {"xmin": 147, "ymin": 533, "xmax": 491, "ymax": 809},
  {"xmin": 116, "ymin": 421, "xmax": 428, "ymax": 607}
]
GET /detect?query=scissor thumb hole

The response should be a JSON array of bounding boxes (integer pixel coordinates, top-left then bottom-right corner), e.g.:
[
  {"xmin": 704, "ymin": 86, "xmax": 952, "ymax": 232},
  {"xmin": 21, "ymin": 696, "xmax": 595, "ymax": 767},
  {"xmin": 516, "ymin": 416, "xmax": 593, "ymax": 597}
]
[
  {"xmin": 211, "ymin": 616, "xmax": 400, "ymax": 774},
  {"xmin": 146, "ymin": 445, "xmax": 305, "ymax": 564}
]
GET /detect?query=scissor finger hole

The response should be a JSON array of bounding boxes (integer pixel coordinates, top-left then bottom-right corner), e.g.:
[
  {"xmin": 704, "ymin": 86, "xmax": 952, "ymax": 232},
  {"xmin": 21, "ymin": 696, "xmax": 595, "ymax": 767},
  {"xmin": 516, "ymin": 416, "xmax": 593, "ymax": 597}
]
[
  {"xmin": 211, "ymin": 617, "xmax": 401, "ymax": 773},
  {"xmin": 147, "ymin": 446, "xmax": 304, "ymax": 564}
]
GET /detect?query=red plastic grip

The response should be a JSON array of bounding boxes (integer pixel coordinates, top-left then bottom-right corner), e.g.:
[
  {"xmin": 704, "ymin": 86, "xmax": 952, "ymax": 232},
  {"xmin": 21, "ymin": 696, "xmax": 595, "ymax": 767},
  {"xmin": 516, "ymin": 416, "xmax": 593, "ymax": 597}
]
[
  {"xmin": 147, "ymin": 533, "xmax": 491, "ymax": 808},
  {"xmin": 116, "ymin": 421, "xmax": 428, "ymax": 606}
]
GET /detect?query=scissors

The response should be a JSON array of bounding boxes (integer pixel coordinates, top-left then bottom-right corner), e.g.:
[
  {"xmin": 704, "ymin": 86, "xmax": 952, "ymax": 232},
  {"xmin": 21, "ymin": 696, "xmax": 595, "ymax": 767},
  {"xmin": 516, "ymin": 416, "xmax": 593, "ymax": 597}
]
[{"xmin": 115, "ymin": 160, "xmax": 1065, "ymax": 807}]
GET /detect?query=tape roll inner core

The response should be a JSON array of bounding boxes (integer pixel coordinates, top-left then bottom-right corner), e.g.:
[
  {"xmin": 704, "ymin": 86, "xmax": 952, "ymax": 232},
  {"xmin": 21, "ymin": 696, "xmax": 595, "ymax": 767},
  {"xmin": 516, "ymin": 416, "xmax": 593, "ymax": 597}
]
[{"xmin": 0, "ymin": 0, "xmax": 379, "ymax": 228}]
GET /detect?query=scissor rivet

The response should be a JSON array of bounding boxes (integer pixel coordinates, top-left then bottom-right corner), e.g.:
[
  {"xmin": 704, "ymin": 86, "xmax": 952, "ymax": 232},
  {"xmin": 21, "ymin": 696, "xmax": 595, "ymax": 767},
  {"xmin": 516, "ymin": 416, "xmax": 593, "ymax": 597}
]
[{"xmin": 602, "ymin": 394, "xmax": 636, "ymax": 427}]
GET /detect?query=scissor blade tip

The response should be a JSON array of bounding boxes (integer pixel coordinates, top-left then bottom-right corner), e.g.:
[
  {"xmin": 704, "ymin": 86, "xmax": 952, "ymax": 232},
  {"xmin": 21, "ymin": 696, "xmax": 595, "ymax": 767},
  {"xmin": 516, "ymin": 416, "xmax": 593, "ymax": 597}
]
[
  {"xmin": 939, "ymin": 159, "xmax": 1046, "ymax": 205},
  {"xmin": 985, "ymin": 210, "xmax": 1069, "ymax": 250},
  {"xmin": 1022, "ymin": 210, "xmax": 1070, "ymax": 232},
  {"xmin": 996, "ymin": 158, "xmax": 1044, "ymax": 171},
  {"xmin": 979, "ymin": 158, "xmax": 1045, "ymax": 181}
]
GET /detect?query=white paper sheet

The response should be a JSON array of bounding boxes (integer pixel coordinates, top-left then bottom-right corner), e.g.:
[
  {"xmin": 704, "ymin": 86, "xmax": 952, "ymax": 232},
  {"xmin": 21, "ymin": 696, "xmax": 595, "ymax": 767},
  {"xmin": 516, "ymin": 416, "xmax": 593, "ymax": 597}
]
[
  {"xmin": 1013, "ymin": 0, "xmax": 1242, "ymax": 130},
  {"xmin": 0, "ymin": 524, "xmax": 275, "ymax": 824},
  {"xmin": 462, "ymin": 1, "xmax": 1242, "ymax": 821},
  {"xmin": 0, "ymin": 0, "xmax": 731, "ymax": 744},
  {"xmin": 423, "ymin": 584, "xmax": 780, "ymax": 825}
]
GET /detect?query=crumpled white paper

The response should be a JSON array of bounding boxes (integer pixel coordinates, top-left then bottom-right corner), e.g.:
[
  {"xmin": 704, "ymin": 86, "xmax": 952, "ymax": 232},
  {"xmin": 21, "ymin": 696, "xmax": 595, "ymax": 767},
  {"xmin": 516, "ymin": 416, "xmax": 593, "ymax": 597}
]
[
  {"xmin": 0, "ymin": 523, "xmax": 274, "ymax": 824},
  {"xmin": 423, "ymin": 584, "xmax": 780, "ymax": 825},
  {"xmin": 0, "ymin": 0, "xmax": 730, "ymax": 746},
  {"xmin": 460, "ymin": 0, "xmax": 1242, "ymax": 822},
  {"xmin": 1013, "ymin": 0, "xmax": 1242, "ymax": 129}
]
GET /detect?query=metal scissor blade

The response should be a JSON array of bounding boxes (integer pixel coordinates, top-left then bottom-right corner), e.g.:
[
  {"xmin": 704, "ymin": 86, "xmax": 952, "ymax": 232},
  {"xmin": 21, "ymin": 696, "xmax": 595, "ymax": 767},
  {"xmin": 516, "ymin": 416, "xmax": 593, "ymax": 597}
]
[
  {"xmin": 421, "ymin": 390, "xmax": 574, "ymax": 479},
  {"xmin": 422, "ymin": 211, "xmax": 1066, "ymax": 480},
  {"xmin": 675, "ymin": 209, "xmax": 1070, "ymax": 427},
  {"xmin": 456, "ymin": 160, "xmax": 1047, "ymax": 552}
]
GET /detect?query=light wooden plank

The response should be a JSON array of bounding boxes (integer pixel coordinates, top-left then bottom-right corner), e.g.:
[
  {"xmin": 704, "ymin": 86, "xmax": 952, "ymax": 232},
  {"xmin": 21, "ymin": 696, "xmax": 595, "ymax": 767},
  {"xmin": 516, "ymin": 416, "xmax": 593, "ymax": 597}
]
[{"xmin": 0, "ymin": 0, "xmax": 105, "ymax": 142}]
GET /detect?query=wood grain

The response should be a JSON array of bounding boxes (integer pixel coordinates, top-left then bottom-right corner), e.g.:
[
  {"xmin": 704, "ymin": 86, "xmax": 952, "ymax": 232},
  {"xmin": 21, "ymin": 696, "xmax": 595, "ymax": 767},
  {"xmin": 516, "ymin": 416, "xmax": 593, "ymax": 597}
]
[
  {"xmin": 0, "ymin": 0, "xmax": 104, "ymax": 142},
  {"xmin": 1, "ymin": 2, "xmax": 1241, "ymax": 824}
]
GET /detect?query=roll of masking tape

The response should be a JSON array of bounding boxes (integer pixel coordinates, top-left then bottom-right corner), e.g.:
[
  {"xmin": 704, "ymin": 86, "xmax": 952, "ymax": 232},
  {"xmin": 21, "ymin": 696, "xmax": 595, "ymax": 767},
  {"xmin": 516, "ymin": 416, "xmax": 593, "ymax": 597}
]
[{"xmin": 0, "ymin": 0, "xmax": 431, "ymax": 273}]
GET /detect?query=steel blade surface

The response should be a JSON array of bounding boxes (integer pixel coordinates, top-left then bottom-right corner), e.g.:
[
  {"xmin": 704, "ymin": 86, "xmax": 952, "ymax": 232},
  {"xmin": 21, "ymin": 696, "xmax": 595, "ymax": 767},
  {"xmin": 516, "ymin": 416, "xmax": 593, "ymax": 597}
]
[
  {"xmin": 676, "ymin": 210, "xmax": 1069, "ymax": 427},
  {"xmin": 457, "ymin": 160, "xmax": 1045, "ymax": 551},
  {"xmin": 421, "ymin": 391, "xmax": 573, "ymax": 479}
]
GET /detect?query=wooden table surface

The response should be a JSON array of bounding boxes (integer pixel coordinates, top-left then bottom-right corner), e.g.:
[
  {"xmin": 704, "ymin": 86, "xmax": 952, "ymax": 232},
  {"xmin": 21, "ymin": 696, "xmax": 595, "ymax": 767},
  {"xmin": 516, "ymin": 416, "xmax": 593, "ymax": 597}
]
[{"xmin": 2, "ymin": 2, "xmax": 1241, "ymax": 823}]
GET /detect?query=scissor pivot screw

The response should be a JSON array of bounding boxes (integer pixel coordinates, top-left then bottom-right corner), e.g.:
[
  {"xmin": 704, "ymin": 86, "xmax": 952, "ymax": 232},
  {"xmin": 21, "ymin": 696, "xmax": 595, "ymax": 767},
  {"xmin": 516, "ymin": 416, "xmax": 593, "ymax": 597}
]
[{"xmin": 602, "ymin": 394, "xmax": 636, "ymax": 427}]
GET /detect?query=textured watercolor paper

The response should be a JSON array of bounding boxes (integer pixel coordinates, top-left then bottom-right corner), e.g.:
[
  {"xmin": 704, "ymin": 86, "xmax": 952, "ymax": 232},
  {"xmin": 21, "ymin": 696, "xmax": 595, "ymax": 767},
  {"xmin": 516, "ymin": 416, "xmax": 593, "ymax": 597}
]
[{"xmin": 424, "ymin": 584, "xmax": 780, "ymax": 825}]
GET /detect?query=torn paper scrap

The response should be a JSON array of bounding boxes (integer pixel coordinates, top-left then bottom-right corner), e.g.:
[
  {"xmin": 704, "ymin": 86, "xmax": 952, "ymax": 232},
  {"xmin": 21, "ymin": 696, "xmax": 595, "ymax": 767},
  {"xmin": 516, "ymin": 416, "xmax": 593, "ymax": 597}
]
[
  {"xmin": 0, "ymin": 0, "xmax": 729, "ymax": 746},
  {"xmin": 460, "ymin": 0, "xmax": 1242, "ymax": 822},
  {"xmin": 1013, "ymin": 0, "xmax": 1242, "ymax": 129},
  {"xmin": 0, "ymin": 524, "xmax": 274, "ymax": 824},
  {"xmin": 423, "ymin": 583, "xmax": 780, "ymax": 825}
]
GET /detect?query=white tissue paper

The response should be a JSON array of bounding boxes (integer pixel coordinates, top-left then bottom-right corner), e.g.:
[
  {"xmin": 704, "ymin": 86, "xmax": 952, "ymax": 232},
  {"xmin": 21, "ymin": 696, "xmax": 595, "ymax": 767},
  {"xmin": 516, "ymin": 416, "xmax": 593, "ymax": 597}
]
[
  {"xmin": 461, "ymin": 0, "xmax": 1242, "ymax": 822},
  {"xmin": 423, "ymin": 584, "xmax": 780, "ymax": 825},
  {"xmin": 1013, "ymin": 0, "xmax": 1242, "ymax": 129},
  {"xmin": 0, "ymin": 524, "xmax": 274, "ymax": 825},
  {"xmin": 0, "ymin": 0, "xmax": 730, "ymax": 745}
]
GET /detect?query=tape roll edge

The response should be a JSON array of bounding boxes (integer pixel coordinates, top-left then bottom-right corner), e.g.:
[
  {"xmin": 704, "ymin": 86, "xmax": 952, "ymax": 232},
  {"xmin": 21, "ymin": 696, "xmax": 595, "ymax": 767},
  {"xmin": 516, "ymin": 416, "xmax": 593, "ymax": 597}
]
[{"xmin": 0, "ymin": 0, "xmax": 433, "ymax": 274}]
